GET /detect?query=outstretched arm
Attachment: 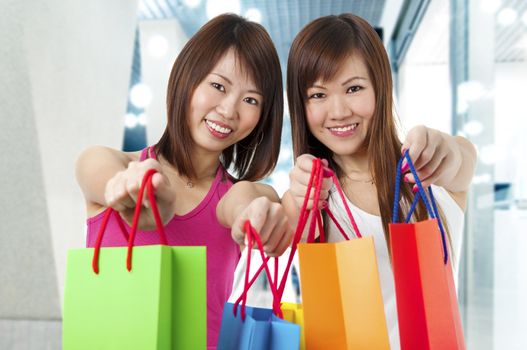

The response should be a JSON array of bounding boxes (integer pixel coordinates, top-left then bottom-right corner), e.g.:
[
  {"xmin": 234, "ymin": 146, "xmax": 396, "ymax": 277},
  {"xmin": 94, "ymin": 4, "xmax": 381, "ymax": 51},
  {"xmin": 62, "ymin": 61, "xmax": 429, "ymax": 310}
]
[
  {"xmin": 217, "ymin": 181, "xmax": 292, "ymax": 257},
  {"xmin": 402, "ymin": 125, "xmax": 477, "ymax": 210}
]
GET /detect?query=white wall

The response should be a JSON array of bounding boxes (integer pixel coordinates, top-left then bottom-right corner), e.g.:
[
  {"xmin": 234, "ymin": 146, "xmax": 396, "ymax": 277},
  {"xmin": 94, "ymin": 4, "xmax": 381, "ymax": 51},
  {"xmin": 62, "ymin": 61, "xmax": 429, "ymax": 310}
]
[
  {"xmin": 1, "ymin": 0, "xmax": 138, "ymax": 347},
  {"xmin": 139, "ymin": 19, "xmax": 189, "ymax": 145},
  {"xmin": 494, "ymin": 62, "xmax": 527, "ymax": 191}
]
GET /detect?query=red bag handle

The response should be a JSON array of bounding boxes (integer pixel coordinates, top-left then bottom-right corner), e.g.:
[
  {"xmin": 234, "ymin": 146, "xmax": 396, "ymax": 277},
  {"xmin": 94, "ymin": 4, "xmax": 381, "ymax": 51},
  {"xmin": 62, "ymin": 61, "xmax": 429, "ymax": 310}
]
[
  {"xmin": 92, "ymin": 169, "xmax": 168, "ymax": 273},
  {"xmin": 233, "ymin": 221, "xmax": 282, "ymax": 320}
]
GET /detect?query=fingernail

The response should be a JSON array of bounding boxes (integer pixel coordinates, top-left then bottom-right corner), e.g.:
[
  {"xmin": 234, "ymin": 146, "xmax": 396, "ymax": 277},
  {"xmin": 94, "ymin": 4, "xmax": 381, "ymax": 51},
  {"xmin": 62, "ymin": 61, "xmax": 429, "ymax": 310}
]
[
  {"xmin": 412, "ymin": 185, "xmax": 418, "ymax": 193},
  {"xmin": 321, "ymin": 200, "xmax": 328, "ymax": 208},
  {"xmin": 401, "ymin": 162, "xmax": 409, "ymax": 173},
  {"xmin": 404, "ymin": 175, "xmax": 410, "ymax": 183},
  {"xmin": 323, "ymin": 168, "xmax": 334, "ymax": 177}
]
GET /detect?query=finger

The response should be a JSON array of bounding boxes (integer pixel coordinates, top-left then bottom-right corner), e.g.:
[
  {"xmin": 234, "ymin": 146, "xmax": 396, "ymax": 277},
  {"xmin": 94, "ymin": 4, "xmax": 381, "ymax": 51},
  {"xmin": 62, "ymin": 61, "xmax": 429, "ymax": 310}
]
[
  {"xmin": 290, "ymin": 166, "xmax": 313, "ymax": 187},
  {"xmin": 260, "ymin": 208, "xmax": 288, "ymax": 254},
  {"xmin": 125, "ymin": 176, "xmax": 141, "ymax": 206},
  {"xmin": 404, "ymin": 126, "xmax": 428, "ymax": 163},
  {"xmin": 106, "ymin": 176, "xmax": 135, "ymax": 211},
  {"xmin": 292, "ymin": 193, "xmax": 319, "ymax": 210},
  {"xmin": 415, "ymin": 153, "xmax": 446, "ymax": 182},
  {"xmin": 412, "ymin": 142, "xmax": 437, "ymax": 171},
  {"xmin": 296, "ymin": 154, "xmax": 317, "ymax": 172},
  {"xmin": 269, "ymin": 220, "xmax": 294, "ymax": 257},
  {"xmin": 420, "ymin": 158, "xmax": 448, "ymax": 188},
  {"xmin": 231, "ymin": 226, "xmax": 245, "ymax": 246}
]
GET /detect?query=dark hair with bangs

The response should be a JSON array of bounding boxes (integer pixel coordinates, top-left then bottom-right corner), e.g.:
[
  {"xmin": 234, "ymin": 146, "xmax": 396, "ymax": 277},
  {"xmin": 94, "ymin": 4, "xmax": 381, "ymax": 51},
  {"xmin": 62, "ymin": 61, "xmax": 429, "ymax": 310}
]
[
  {"xmin": 156, "ymin": 13, "xmax": 283, "ymax": 181},
  {"xmin": 287, "ymin": 13, "xmax": 437, "ymax": 246}
]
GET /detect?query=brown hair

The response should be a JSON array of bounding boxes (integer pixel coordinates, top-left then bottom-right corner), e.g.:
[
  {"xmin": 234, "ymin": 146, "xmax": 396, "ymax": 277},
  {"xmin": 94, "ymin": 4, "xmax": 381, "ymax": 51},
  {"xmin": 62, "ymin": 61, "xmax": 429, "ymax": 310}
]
[
  {"xmin": 156, "ymin": 14, "xmax": 283, "ymax": 181},
  {"xmin": 287, "ymin": 14, "xmax": 431, "ymax": 243}
]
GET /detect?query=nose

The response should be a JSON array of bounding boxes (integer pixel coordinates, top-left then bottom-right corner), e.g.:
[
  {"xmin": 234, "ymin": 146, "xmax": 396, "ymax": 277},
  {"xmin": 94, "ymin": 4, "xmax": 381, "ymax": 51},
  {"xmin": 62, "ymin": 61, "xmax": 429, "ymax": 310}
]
[
  {"xmin": 328, "ymin": 96, "xmax": 351, "ymax": 120},
  {"xmin": 216, "ymin": 95, "xmax": 238, "ymax": 120}
]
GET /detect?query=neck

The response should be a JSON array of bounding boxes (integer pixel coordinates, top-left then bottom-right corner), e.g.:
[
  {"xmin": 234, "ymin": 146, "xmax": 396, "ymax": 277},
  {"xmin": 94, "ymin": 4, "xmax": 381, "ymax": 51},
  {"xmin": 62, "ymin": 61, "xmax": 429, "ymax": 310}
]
[
  {"xmin": 190, "ymin": 148, "xmax": 222, "ymax": 180},
  {"xmin": 160, "ymin": 148, "xmax": 220, "ymax": 183},
  {"xmin": 332, "ymin": 149, "xmax": 372, "ymax": 179}
]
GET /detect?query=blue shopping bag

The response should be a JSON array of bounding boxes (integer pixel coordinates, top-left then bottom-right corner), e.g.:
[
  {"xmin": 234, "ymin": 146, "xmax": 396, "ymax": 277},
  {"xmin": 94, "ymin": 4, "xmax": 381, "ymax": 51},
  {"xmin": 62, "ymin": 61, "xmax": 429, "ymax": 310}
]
[
  {"xmin": 217, "ymin": 222, "xmax": 300, "ymax": 350},
  {"xmin": 217, "ymin": 303, "xmax": 300, "ymax": 350}
]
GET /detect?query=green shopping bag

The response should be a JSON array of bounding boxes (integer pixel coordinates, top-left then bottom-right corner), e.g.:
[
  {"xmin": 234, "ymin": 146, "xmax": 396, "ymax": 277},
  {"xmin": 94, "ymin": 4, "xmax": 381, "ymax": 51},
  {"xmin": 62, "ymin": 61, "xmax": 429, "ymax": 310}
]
[{"xmin": 63, "ymin": 169, "xmax": 206, "ymax": 349}]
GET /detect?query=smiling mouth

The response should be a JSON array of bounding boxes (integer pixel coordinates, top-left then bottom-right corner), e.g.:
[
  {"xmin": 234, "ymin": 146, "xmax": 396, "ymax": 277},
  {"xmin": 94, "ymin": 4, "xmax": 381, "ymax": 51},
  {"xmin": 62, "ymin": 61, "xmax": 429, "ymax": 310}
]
[
  {"xmin": 328, "ymin": 123, "xmax": 359, "ymax": 133},
  {"xmin": 205, "ymin": 119, "xmax": 233, "ymax": 135}
]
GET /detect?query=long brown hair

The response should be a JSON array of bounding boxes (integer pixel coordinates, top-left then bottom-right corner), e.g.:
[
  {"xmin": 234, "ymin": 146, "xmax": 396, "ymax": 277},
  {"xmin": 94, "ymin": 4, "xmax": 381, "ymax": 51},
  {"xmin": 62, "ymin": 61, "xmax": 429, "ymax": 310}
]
[
  {"xmin": 156, "ymin": 14, "xmax": 283, "ymax": 181},
  {"xmin": 287, "ymin": 14, "xmax": 429, "ymax": 243}
]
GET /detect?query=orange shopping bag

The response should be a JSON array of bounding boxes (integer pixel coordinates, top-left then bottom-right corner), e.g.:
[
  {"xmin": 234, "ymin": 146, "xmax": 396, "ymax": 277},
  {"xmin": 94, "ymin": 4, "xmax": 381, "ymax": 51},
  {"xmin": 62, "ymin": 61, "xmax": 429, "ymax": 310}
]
[
  {"xmin": 281, "ymin": 159, "xmax": 390, "ymax": 349},
  {"xmin": 389, "ymin": 151, "xmax": 465, "ymax": 349}
]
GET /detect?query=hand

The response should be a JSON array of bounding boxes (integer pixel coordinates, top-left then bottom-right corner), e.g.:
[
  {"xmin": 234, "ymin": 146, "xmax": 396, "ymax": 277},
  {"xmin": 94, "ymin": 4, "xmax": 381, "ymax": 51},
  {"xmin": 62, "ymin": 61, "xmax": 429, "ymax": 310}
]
[
  {"xmin": 231, "ymin": 197, "xmax": 293, "ymax": 257},
  {"xmin": 104, "ymin": 158, "xmax": 176, "ymax": 226},
  {"xmin": 401, "ymin": 125, "xmax": 462, "ymax": 190},
  {"xmin": 288, "ymin": 154, "xmax": 333, "ymax": 210}
]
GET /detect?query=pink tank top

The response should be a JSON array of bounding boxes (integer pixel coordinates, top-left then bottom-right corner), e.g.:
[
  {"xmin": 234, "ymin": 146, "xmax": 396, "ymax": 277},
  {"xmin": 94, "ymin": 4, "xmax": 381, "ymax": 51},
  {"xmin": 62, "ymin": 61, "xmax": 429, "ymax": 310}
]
[{"xmin": 86, "ymin": 146, "xmax": 240, "ymax": 349}]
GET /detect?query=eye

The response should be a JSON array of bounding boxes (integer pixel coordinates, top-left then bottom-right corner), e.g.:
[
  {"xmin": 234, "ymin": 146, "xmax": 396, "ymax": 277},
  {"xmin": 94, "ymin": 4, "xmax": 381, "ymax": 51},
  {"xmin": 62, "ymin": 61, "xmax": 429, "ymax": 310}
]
[
  {"xmin": 243, "ymin": 97, "xmax": 259, "ymax": 106},
  {"xmin": 346, "ymin": 85, "xmax": 363, "ymax": 94},
  {"xmin": 309, "ymin": 92, "xmax": 326, "ymax": 99},
  {"xmin": 211, "ymin": 82, "xmax": 225, "ymax": 92}
]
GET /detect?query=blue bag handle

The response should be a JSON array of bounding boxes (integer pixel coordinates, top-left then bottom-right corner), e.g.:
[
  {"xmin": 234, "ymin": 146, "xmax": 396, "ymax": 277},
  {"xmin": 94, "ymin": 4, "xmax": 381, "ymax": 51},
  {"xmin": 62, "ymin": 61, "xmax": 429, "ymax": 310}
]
[{"xmin": 392, "ymin": 151, "xmax": 449, "ymax": 264}]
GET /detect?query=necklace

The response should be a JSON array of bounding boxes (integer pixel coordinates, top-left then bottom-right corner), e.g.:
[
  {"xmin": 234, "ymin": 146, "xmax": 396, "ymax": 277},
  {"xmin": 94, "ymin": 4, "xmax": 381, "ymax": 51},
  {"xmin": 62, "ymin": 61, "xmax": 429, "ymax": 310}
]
[{"xmin": 345, "ymin": 174, "xmax": 375, "ymax": 185}]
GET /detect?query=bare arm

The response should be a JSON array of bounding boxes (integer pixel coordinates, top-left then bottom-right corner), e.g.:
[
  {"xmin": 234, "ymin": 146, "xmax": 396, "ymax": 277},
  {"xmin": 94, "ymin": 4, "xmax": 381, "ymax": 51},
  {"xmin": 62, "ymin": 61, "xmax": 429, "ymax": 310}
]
[
  {"xmin": 75, "ymin": 145, "xmax": 131, "ymax": 212},
  {"xmin": 75, "ymin": 145, "xmax": 175, "ymax": 229},
  {"xmin": 217, "ymin": 181, "xmax": 292, "ymax": 257}
]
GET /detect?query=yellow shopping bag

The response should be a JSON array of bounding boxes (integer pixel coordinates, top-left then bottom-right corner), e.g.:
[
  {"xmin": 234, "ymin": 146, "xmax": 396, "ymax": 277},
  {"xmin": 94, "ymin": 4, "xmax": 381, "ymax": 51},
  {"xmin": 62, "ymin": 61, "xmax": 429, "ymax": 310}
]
[{"xmin": 281, "ymin": 303, "xmax": 305, "ymax": 350}]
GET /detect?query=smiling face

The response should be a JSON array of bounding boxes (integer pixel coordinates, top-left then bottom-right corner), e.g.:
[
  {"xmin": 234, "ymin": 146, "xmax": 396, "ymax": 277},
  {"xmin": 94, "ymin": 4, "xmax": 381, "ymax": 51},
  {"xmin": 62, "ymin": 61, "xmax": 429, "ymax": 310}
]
[
  {"xmin": 188, "ymin": 48, "xmax": 263, "ymax": 156},
  {"xmin": 304, "ymin": 53, "xmax": 376, "ymax": 158}
]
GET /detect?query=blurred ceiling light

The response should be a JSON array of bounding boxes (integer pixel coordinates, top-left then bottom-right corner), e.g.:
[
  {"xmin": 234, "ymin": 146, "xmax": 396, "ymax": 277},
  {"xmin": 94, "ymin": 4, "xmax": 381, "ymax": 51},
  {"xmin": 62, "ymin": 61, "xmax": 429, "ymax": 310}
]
[
  {"xmin": 472, "ymin": 173, "xmax": 492, "ymax": 185},
  {"xmin": 183, "ymin": 0, "xmax": 201, "ymax": 8},
  {"xmin": 206, "ymin": 0, "xmax": 240, "ymax": 19},
  {"xmin": 457, "ymin": 99, "xmax": 469, "ymax": 115},
  {"xmin": 458, "ymin": 80, "xmax": 485, "ymax": 103},
  {"xmin": 125, "ymin": 113, "xmax": 139, "ymax": 128},
  {"xmin": 481, "ymin": 0, "xmax": 502, "ymax": 14},
  {"xmin": 480, "ymin": 144, "xmax": 499, "ymax": 165},
  {"xmin": 147, "ymin": 35, "xmax": 168, "ymax": 58},
  {"xmin": 463, "ymin": 120, "xmax": 484, "ymax": 136},
  {"xmin": 245, "ymin": 8, "xmax": 262, "ymax": 23},
  {"xmin": 497, "ymin": 8, "xmax": 517, "ymax": 26},
  {"xmin": 130, "ymin": 83, "xmax": 153, "ymax": 108},
  {"xmin": 138, "ymin": 113, "xmax": 148, "ymax": 126}
]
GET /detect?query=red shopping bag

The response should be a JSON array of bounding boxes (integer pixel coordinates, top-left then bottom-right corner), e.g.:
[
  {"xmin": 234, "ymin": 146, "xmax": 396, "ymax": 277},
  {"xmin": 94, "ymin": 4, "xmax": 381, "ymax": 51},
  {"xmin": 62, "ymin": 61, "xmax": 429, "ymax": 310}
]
[{"xmin": 389, "ymin": 151, "xmax": 465, "ymax": 349}]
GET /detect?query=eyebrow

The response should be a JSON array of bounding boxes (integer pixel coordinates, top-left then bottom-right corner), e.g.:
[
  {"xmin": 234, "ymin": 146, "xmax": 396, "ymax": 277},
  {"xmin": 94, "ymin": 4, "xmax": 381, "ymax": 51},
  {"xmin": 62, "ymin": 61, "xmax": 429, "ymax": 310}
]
[
  {"xmin": 211, "ymin": 72, "xmax": 263, "ymax": 96},
  {"xmin": 309, "ymin": 76, "xmax": 367, "ymax": 90},
  {"xmin": 341, "ymin": 76, "xmax": 367, "ymax": 86}
]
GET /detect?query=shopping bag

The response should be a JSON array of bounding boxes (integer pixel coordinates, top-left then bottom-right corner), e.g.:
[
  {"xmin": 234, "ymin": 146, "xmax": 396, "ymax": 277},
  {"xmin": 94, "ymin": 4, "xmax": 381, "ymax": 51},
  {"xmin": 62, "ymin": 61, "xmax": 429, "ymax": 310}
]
[
  {"xmin": 389, "ymin": 151, "xmax": 465, "ymax": 349},
  {"xmin": 281, "ymin": 159, "xmax": 390, "ymax": 349},
  {"xmin": 280, "ymin": 302, "xmax": 305, "ymax": 350},
  {"xmin": 63, "ymin": 169, "xmax": 206, "ymax": 349},
  {"xmin": 217, "ymin": 222, "xmax": 301, "ymax": 350}
]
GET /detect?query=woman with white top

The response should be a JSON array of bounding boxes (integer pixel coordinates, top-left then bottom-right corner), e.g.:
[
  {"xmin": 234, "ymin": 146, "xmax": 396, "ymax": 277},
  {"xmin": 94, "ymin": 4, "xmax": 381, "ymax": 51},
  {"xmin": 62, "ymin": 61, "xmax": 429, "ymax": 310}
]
[{"xmin": 282, "ymin": 13, "xmax": 476, "ymax": 349}]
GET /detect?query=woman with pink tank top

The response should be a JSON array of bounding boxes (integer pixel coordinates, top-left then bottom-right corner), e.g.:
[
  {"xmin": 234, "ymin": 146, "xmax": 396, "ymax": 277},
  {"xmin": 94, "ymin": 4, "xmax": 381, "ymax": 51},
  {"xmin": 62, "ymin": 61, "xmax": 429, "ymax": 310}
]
[{"xmin": 76, "ymin": 14, "xmax": 293, "ymax": 349}]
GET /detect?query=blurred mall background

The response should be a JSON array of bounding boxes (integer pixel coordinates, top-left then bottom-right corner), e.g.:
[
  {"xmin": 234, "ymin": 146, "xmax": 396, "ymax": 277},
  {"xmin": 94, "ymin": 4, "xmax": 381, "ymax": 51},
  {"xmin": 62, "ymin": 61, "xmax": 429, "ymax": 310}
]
[{"xmin": 1, "ymin": 0, "xmax": 526, "ymax": 348}]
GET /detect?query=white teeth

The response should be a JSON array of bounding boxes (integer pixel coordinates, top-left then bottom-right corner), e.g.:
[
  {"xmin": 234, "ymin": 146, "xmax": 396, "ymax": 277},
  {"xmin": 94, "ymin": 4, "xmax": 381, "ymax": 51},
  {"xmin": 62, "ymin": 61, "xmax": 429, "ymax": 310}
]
[
  {"xmin": 206, "ymin": 120, "xmax": 232, "ymax": 134},
  {"xmin": 329, "ymin": 123, "xmax": 358, "ymax": 132}
]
